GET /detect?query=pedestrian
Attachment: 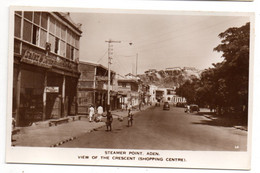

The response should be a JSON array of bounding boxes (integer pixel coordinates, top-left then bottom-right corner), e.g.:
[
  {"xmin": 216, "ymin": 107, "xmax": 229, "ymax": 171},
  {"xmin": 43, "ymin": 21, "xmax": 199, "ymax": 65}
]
[
  {"xmin": 139, "ymin": 102, "xmax": 142, "ymax": 111},
  {"xmin": 94, "ymin": 105, "xmax": 103, "ymax": 122},
  {"xmin": 127, "ymin": 109, "xmax": 133, "ymax": 127},
  {"xmin": 121, "ymin": 103, "xmax": 125, "ymax": 111},
  {"xmin": 128, "ymin": 103, "xmax": 132, "ymax": 111},
  {"xmin": 88, "ymin": 105, "xmax": 95, "ymax": 122},
  {"xmin": 186, "ymin": 105, "xmax": 190, "ymax": 113},
  {"xmin": 106, "ymin": 109, "xmax": 113, "ymax": 131}
]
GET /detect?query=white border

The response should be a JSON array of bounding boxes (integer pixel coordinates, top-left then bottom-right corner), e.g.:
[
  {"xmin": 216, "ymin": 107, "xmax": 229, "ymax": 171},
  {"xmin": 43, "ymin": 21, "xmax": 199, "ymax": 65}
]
[{"xmin": 1, "ymin": 1, "xmax": 259, "ymax": 173}]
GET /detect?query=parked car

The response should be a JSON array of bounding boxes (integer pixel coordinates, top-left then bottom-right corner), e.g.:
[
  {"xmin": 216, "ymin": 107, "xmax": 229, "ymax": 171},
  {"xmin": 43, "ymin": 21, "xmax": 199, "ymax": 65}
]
[
  {"xmin": 185, "ymin": 104, "xmax": 200, "ymax": 113},
  {"xmin": 176, "ymin": 102, "xmax": 186, "ymax": 108},
  {"xmin": 163, "ymin": 102, "xmax": 170, "ymax": 110},
  {"xmin": 190, "ymin": 104, "xmax": 200, "ymax": 113}
]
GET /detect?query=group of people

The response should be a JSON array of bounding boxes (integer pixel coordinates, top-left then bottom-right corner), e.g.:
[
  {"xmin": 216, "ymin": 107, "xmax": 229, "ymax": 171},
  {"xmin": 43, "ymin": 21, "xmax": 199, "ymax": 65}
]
[{"xmin": 88, "ymin": 104, "xmax": 134, "ymax": 131}]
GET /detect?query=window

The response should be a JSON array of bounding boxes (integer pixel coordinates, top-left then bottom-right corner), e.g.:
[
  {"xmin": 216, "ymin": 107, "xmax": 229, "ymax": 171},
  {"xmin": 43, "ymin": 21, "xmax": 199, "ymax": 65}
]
[
  {"xmin": 55, "ymin": 37, "xmax": 59, "ymax": 54},
  {"xmin": 61, "ymin": 25, "xmax": 66, "ymax": 40},
  {"xmin": 70, "ymin": 46, "xmax": 74, "ymax": 60},
  {"xmin": 24, "ymin": 12, "xmax": 33, "ymax": 21},
  {"xmin": 14, "ymin": 15, "xmax": 21, "ymax": 38},
  {"xmin": 15, "ymin": 11, "xmax": 22, "ymax": 15},
  {"xmin": 75, "ymin": 49, "xmax": 79, "ymax": 60},
  {"xmin": 23, "ymin": 20, "xmax": 32, "ymax": 42},
  {"xmin": 60, "ymin": 40, "xmax": 66, "ymax": 57},
  {"xmin": 66, "ymin": 44, "xmax": 71, "ymax": 59},
  {"xmin": 75, "ymin": 36, "xmax": 79, "ymax": 49},
  {"xmin": 49, "ymin": 16, "xmax": 55, "ymax": 34},
  {"xmin": 32, "ymin": 25, "xmax": 39, "ymax": 45},
  {"xmin": 67, "ymin": 30, "xmax": 71, "ymax": 43},
  {"xmin": 41, "ymin": 13, "xmax": 48, "ymax": 29},
  {"xmin": 14, "ymin": 40, "xmax": 21, "ymax": 54},
  {"xmin": 40, "ymin": 29, "xmax": 47, "ymax": 48},
  {"xmin": 34, "ymin": 12, "xmax": 41, "ymax": 25},
  {"xmin": 55, "ymin": 22, "xmax": 61, "ymax": 38},
  {"xmin": 48, "ymin": 34, "xmax": 55, "ymax": 52}
]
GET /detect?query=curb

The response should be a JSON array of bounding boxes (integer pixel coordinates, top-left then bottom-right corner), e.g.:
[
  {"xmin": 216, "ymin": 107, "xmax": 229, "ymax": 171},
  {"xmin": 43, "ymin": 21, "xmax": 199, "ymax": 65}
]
[
  {"xmin": 203, "ymin": 115, "xmax": 248, "ymax": 132},
  {"xmin": 233, "ymin": 126, "xmax": 248, "ymax": 132}
]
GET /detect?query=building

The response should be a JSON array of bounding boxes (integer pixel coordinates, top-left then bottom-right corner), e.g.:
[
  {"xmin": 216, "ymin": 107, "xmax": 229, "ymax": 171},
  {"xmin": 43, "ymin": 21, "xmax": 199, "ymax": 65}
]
[
  {"xmin": 13, "ymin": 11, "xmax": 82, "ymax": 126},
  {"xmin": 77, "ymin": 61, "xmax": 118, "ymax": 114},
  {"xmin": 117, "ymin": 75, "xmax": 140, "ymax": 107}
]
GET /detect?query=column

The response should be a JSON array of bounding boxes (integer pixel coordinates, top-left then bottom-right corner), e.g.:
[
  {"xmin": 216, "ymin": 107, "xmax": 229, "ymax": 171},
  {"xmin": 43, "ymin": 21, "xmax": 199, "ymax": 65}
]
[
  {"xmin": 62, "ymin": 75, "xmax": 66, "ymax": 117},
  {"xmin": 15, "ymin": 66, "xmax": 21, "ymax": 126},
  {"xmin": 42, "ymin": 72, "xmax": 47, "ymax": 121}
]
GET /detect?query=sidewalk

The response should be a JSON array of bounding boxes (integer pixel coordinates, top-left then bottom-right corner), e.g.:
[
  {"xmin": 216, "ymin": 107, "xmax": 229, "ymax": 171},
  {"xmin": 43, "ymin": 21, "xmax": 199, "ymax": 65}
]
[
  {"xmin": 11, "ymin": 105, "xmax": 151, "ymax": 147},
  {"xmin": 200, "ymin": 109, "xmax": 248, "ymax": 132}
]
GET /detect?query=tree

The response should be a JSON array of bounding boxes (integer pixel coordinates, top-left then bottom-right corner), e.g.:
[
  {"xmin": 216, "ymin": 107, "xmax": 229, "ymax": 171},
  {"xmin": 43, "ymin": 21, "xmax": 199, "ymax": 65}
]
[
  {"xmin": 177, "ymin": 22, "xmax": 250, "ymax": 116},
  {"xmin": 213, "ymin": 22, "xmax": 250, "ymax": 113}
]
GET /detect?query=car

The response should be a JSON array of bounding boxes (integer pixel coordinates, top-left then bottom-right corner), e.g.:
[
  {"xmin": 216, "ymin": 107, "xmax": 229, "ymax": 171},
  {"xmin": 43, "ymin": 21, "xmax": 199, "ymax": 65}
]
[
  {"xmin": 190, "ymin": 104, "xmax": 200, "ymax": 113},
  {"xmin": 163, "ymin": 102, "xmax": 170, "ymax": 110}
]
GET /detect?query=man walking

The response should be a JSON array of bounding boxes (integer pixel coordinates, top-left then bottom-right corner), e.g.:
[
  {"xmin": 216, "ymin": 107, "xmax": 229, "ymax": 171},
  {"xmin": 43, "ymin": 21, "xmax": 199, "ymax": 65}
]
[{"xmin": 88, "ymin": 105, "xmax": 95, "ymax": 122}]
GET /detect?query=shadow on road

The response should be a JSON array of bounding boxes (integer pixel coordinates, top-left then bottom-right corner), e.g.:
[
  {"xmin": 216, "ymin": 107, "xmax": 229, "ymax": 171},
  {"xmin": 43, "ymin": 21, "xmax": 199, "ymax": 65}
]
[{"xmin": 192, "ymin": 112, "xmax": 248, "ymax": 129}]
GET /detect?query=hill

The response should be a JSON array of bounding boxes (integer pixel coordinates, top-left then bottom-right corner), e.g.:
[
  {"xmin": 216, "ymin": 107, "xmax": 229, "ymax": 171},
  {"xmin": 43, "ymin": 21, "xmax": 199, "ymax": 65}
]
[{"xmin": 138, "ymin": 67, "xmax": 201, "ymax": 88}]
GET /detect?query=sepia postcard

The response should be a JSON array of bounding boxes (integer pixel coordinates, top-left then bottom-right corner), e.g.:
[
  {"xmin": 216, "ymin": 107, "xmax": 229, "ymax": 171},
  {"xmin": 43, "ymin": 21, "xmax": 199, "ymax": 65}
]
[{"xmin": 6, "ymin": 6, "xmax": 254, "ymax": 170}]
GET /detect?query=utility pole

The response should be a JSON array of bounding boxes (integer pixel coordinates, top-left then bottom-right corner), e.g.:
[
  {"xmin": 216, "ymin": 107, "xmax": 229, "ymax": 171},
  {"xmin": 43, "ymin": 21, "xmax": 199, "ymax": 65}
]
[{"xmin": 105, "ymin": 39, "xmax": 121, "ymax": 111}]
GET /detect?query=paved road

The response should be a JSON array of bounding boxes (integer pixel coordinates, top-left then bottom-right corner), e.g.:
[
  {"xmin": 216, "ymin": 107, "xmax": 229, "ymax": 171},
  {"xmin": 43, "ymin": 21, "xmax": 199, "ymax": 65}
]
[{"xmin": 60, "ymin": 106, "xmax": 247, "ymax": 151}]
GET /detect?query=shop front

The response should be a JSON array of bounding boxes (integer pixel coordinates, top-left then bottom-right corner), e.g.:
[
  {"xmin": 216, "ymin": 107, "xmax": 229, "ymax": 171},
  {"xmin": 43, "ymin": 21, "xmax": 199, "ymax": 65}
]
[{"xmin": 13, "ymin": 44, "xmax": 80, "ymax": 127}]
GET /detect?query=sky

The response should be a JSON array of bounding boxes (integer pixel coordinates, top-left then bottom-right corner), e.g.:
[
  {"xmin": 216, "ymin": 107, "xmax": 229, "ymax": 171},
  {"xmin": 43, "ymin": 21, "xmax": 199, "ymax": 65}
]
[{"xmin": 70, "ymin": 11, "xmax": 250, "ymax": 75}]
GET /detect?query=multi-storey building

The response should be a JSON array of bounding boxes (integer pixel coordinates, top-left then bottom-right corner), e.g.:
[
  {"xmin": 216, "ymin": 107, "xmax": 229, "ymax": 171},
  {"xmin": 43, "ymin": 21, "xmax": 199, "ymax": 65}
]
[
  {"xmin": 13, "ymin": 11, "xmax": 82, "ymax": 126},
  {"xmin": 117, "ymin": 76, "xmax": 140, "ymax": 107},
  {"xmin": 77, "ymin": 61, "xmax": 118, "ymax": 114}
]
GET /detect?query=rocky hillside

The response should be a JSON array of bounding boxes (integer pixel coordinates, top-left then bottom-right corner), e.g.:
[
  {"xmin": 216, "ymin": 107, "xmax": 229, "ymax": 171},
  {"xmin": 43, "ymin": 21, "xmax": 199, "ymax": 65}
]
[{"xmin": 138, "ymin": 67, "xmax": 201, "ymax": 88}]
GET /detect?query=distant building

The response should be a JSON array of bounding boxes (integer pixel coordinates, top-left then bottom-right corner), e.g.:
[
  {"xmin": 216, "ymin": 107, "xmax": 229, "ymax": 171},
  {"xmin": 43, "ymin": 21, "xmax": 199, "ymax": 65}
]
[
  {"xmin": 117, "ymin": 77, "xmax": 140, "ymax": 107},
  {"xmin": 13, "ymin": 11, "xmax": 82, "ymax": 126}
]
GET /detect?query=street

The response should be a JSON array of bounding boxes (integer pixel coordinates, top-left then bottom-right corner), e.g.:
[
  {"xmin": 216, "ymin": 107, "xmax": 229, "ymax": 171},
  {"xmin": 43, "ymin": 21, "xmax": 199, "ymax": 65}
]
[{"xmin": 60, "ymin": 106, "xmax": 247, "ymax": 151}]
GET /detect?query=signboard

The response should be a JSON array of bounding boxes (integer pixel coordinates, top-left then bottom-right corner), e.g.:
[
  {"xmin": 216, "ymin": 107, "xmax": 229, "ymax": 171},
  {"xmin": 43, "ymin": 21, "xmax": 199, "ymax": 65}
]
[
  {"xmin": 21, "ymin": 48, "xmax": 78, "ymax": 72},
  {"xmin": 21, "ymin": 50, "xmax": 53, "ymax": 68},
  {"xmin": 45, "ymin": 87, "xmax": 59, "ymax": 93}
]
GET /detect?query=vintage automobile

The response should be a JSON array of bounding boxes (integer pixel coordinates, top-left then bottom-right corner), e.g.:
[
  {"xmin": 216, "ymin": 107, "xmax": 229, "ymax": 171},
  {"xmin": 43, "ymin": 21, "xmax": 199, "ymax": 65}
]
[
  {"xmin": 185, "ymin": 104, "xmax": 200, "ymax": 113},
  {"xmin": 163, "ymin": 102, "xmax": 170, "ymax": 110}
]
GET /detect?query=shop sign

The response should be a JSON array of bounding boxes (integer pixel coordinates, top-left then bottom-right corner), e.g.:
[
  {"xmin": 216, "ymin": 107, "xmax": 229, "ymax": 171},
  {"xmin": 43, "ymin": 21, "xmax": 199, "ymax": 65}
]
[
  {"xmin": 46, "ymin": 87, "xmax": 59, "ymax": 93},
  {"xmin": 21, "ymin": 48, "xmax": 78, "ymax": 72},
  {"xmin": 21, "ymin": 50, "xmax": 53, "ymax": 68}
]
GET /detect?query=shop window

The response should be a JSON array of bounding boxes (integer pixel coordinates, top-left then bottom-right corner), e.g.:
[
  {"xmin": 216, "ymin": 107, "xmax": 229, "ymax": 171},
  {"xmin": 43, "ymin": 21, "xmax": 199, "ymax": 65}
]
[
  {"xmin": 41, "ymin": 12, "xmax": 48, "ymax": 30},
  {"xmin": 40, "ymin": 29, "xmax": 47, "ymax": 48},
  {"xmin": 55, "ymin": 37, "xmax": 59, "ymax": 54},
  {"xmin": 55, "ymin": 22, "xmax": 61, "ymax": 38},
  {"xmin": 23, "ymin": 20, "xmax": 32, "ymax": 42},
  {"xmin": 33, "ymin": 12, "xmax": 40, "ymax": 25},
  {"xmin": 49, "ymin": 16, "xmax": 55, "ymax": 34},
  {"xmin": 24, "ymin": 12, "xmax": 33, "ymax": 21},
  {"xmin": 48, "ymin": 34, "xmax": 55, "ymax": 52},
  {"xmin": 59, "ymin": 40, "xmax": 66, "ymax": 57},
  {"xmin": 32, "ymin": 25, "xmax": 39, "ymax": 45},
  {"xmin": 61, "ymin": 25, "xmax": 66, "ymax": 40},
  {"xmin": 14, "ymin": 15, "xmax": 21, "ymax": 38}
]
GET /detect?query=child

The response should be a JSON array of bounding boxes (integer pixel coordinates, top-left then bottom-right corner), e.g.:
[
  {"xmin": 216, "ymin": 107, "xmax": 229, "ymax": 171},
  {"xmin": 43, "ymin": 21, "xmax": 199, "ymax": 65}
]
[
  {"xmin": 106, "ymin": 110, "xmax": 113, "ymax": 131},
  {"xmin": 127, "ymin": 109, "xmax": 133, "ymax": 127}
]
